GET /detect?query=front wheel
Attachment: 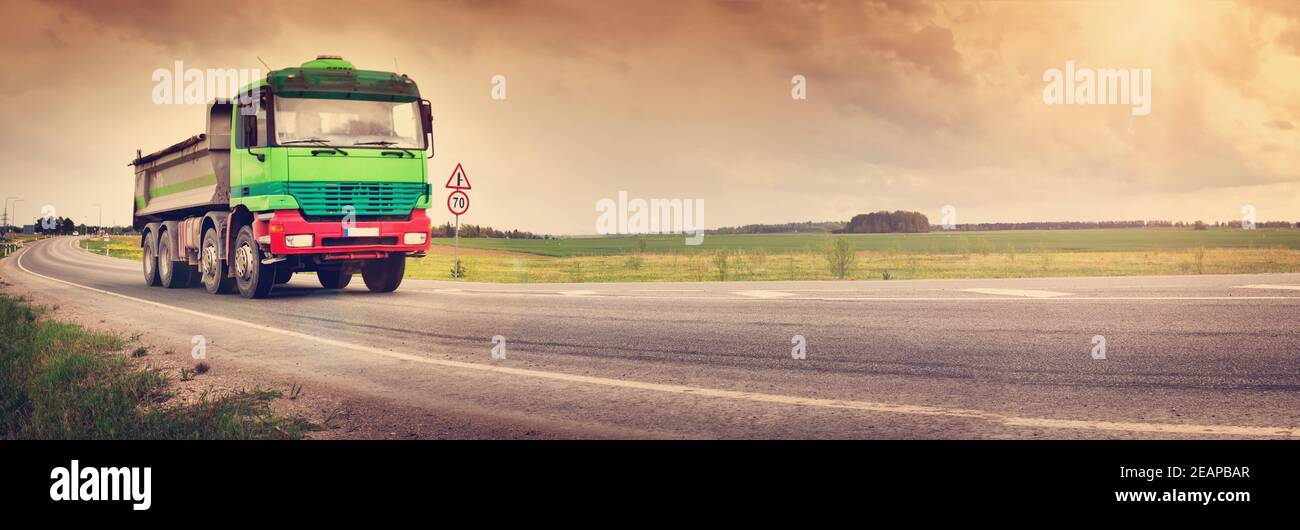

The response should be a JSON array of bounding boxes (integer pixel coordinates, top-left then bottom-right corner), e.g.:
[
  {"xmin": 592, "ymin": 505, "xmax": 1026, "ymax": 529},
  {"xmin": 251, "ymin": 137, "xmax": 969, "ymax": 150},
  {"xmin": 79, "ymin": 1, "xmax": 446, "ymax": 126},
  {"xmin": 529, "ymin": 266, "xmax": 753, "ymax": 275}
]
[
  {"xmin": 318, "ymin": 268, "xmax": 353, "ymax": 289},
  {"xmin": 274, "ymin": 267, "xmax": 294, "ymax": 285},
  {"xmin": 233, "ymin": 225, "xmax": 275, "ymax": 299},
  {"xmin": 361, "ymin": 255, "xmax": 405, "ymax": 292}
]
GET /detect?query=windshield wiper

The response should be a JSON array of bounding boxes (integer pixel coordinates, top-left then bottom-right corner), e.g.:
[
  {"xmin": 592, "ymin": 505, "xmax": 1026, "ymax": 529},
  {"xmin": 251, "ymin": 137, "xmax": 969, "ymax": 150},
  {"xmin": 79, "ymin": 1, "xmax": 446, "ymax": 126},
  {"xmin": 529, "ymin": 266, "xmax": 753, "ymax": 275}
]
[
  {"xmin": 354, "ymin": 141, "xmax": 416, "ymax": 158},
  {"xmin": 280, "ymin": 138, "xmax": 347, "ymax": 156}
]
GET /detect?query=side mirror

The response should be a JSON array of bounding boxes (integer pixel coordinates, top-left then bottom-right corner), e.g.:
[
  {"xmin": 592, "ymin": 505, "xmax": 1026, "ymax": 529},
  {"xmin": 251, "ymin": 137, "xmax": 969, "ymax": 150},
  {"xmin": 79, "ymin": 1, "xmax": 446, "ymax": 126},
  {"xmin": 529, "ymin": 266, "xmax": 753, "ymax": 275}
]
[
  {"xmin": 420, "ymin": 99, "xmax": 434, "ymax": 154},
  {"xmin": 243, "ymin": 115, "xmax": 259, "ymax": 147},
  {"xmin": 243, "ymin": 115, "xmax": 264, "ymax": 162}
]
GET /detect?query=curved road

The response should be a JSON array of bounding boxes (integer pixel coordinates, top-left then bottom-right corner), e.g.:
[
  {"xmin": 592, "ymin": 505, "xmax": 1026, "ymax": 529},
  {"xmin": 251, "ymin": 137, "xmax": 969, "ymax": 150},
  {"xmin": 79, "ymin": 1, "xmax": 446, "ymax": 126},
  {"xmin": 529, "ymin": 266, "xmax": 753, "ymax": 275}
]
[{"xmin": 5, "ymin": 236, "xmax": 1300, "ymax": 438}]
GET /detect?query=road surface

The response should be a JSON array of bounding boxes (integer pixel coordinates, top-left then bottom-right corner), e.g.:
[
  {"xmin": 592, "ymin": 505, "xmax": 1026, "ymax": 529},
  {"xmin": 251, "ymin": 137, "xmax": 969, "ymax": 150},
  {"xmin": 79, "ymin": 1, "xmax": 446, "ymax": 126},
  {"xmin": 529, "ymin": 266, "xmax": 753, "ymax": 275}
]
[{"xmin": 5, "ymin": 236, "xmax": 1300, "ymax": 438}]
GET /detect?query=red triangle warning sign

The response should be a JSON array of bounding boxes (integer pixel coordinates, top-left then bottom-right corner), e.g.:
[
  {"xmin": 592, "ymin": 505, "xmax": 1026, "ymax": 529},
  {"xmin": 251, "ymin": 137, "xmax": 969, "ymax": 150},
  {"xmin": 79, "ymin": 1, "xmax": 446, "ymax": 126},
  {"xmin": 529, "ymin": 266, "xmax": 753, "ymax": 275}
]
[{"xmin": 444, "ymin": 163, "xmax": 472, "ymax": 190}]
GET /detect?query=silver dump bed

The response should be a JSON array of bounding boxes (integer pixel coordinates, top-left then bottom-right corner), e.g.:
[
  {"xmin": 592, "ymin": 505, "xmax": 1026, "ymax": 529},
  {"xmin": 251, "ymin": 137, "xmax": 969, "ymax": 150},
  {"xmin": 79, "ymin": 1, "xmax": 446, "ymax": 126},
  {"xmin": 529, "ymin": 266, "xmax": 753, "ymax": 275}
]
[{"xmin": 132, "ymin": 101, "xmax": 233, "ymax": 222}]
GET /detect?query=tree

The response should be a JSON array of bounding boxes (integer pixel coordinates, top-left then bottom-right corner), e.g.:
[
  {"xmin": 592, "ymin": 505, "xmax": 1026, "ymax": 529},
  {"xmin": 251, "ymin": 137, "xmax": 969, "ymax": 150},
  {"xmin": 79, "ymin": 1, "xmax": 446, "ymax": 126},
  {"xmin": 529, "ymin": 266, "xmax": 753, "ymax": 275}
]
[
  {"xmin": 844, "ymin": 211, "xmax": 931, "ymax": 233},
  {"xmin": 823, "ymin": 237, "xmax": 857, "ymax": 279}
]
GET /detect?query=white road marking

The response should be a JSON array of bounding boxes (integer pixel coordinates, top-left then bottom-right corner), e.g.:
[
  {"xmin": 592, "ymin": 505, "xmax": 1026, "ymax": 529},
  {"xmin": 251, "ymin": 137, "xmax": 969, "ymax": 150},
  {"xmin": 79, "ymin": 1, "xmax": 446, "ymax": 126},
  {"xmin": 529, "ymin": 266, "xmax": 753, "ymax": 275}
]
[
  {"xmin": 1236, "ymin": 284, "xmax": 1300, "ymax": 291},
  {"xmin": 732, "ymin": 290, "xmax": 797, "ymax": 299},
  {"xmin": 558, "ymin": 290, "xmax": 599, "ymax": 296},
  {"xmin": 12, "ymin": 239, "xmax": 1298, "ymax": 438},
  {"xmin": 962, "ymin": 288, "xmax": 1073, "ymax": 298}
]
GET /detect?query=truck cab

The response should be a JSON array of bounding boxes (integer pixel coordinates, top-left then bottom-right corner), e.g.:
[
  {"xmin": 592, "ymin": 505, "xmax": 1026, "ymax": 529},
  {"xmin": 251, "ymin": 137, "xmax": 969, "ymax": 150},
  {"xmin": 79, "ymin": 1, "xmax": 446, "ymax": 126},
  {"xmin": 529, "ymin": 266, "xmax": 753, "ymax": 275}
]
[{"xmin": 132, "ymin": 56, "xmax": 435, "ymax": 298}]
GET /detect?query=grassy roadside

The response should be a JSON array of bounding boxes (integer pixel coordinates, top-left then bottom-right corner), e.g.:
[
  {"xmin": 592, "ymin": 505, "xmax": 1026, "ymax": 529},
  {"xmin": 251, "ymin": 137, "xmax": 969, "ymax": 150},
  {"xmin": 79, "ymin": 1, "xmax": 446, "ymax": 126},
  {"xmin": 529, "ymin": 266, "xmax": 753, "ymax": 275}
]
[{"xmin": 0, "ymin": 295, "xmax": 313, "ymax": 439}]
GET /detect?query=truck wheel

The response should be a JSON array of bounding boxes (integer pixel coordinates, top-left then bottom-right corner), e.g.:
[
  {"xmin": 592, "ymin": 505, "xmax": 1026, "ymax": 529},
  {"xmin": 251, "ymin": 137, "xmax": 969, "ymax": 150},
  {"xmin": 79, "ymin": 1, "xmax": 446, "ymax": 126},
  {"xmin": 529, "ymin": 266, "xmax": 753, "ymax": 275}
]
[
  {"xmin": 361, "ymin": 255, "xmax": 405, "ymax": 292},
  {"xmin": 275, "ymin": 267, "xmax": 294, "ymax": 285},
  {"xmin": 200, "ymin": 227, "xmax": 235, "ymax": 294},
  {"xmin": 157, "ymin": 232, "xmax": 191, "ymax": 288},
  {"xmin": 142, "ymin": 233, "xmax": 160, "ymax": 287},
  {"xmin": 318, "ymin": 269, "xmax": 353, "ymax": 289},
  {"xmin": 233, "ymin": 225, "xmax": 275, "ymax": 299}
]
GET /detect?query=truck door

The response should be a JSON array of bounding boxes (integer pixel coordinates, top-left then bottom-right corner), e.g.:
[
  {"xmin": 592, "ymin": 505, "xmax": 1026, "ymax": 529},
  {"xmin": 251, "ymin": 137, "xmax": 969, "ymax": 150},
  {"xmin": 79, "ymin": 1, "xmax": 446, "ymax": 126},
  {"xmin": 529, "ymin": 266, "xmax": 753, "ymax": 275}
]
[{"xmin": 233, "ymin": 90, "xmax": 269, "ymax": 199}]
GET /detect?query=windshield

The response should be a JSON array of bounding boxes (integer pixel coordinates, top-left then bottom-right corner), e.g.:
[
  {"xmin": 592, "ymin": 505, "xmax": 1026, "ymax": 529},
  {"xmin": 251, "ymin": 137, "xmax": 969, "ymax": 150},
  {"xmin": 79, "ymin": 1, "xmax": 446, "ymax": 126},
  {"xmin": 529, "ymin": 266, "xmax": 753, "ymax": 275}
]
[{"xmin": 274, "ymin": 96, "xmax": 425, "ymax": 149}]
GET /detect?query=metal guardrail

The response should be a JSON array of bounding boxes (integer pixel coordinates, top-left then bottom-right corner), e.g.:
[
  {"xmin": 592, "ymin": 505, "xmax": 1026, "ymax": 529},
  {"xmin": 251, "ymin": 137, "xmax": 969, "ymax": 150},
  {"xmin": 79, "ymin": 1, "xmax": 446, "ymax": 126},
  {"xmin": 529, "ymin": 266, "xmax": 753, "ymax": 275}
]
[{"xmin": 0, "ymin": 241, "xmax": 22, "ymax": 259}]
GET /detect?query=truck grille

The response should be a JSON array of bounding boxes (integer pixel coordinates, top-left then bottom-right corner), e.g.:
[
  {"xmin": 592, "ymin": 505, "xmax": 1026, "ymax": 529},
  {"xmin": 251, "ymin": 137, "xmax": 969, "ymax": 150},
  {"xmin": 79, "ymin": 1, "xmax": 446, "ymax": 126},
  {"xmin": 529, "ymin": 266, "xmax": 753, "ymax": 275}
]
[{"xmin": 286, "ymin": 182, "xmax": 426, "ymax": 217}]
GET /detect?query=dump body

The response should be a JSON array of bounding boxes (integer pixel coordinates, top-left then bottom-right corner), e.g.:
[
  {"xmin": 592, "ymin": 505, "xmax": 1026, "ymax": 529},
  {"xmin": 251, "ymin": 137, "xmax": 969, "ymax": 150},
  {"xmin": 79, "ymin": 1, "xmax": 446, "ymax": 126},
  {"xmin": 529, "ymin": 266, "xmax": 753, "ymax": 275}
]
[{"xmin": 132, "ymin": 105, "xmax": 233, "ymax": 227}]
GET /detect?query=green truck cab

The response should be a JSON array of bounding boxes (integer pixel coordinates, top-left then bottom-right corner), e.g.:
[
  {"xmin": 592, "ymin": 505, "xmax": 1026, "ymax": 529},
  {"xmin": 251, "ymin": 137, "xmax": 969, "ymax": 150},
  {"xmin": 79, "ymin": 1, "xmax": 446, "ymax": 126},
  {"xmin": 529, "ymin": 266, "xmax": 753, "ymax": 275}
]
[{"xmin": 132, "ymin": 56, "xmax": 434, "ymax": 298}]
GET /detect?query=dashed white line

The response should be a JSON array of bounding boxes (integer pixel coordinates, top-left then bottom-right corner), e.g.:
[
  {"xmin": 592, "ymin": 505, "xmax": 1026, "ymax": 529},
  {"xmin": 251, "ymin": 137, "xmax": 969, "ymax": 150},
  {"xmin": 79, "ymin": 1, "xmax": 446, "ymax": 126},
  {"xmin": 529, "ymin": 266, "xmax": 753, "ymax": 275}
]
[
  {"xmin": 732, "ymin": 290, "xmax": 798, "ymax": 299},
  {"xmin": 962, "ymin": 288, "xmax": 1073, "ymax": 298},
  {"xmin": 1236, "ymin": 284, "xmax": 1300, "ymax": 291}
]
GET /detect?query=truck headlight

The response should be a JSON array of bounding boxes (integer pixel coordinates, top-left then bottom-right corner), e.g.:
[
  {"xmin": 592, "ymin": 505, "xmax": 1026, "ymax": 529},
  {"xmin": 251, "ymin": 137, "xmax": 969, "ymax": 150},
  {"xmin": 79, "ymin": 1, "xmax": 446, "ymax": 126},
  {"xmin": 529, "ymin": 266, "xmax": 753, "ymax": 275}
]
[
  {"xmin": 403, "ymin": 232, "xmax": 427, "ymax": 245},
  {"xmin": 285, "ymin": 234, "xmax": 314, "ymax": 248}
]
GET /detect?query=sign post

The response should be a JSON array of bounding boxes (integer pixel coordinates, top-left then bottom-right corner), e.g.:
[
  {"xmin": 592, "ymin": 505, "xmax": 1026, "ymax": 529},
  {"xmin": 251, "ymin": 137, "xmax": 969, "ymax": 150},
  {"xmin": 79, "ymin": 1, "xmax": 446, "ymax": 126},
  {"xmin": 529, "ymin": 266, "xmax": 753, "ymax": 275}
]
[{"xmin": 445, "ymin": 164, "xmax": 472, "ymax": 278}]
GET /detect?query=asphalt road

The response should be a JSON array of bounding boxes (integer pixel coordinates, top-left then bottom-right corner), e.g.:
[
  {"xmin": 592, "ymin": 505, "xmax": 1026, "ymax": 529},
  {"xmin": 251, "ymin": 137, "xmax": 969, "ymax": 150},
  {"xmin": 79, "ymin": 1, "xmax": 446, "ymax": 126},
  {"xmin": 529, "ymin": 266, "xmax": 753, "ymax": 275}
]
[{"xmin": 6, "ymin": 236, "xmax": 1300, "ymax": 438}]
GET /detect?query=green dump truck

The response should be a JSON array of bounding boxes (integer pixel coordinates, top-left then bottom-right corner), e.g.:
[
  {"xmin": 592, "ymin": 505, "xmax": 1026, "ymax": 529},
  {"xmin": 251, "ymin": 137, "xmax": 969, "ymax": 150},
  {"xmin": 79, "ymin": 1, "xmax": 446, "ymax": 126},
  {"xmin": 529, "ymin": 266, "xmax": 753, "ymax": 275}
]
[{"xmin": 132, "ymin": 56, "xmax": 434, "ymax": 299}]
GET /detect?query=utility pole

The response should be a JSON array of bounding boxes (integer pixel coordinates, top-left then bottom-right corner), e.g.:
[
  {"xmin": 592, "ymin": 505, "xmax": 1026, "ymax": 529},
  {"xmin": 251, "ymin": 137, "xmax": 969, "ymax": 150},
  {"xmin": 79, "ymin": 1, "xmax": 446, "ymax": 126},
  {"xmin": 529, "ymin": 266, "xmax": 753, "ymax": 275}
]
[
  {"xmin": 3, "ymin": 196, "xmax": 17, "ymax": 234},
  {"xmin": 12, "ymin": 199, "xmax": 22, "ymax": 234},
  {"xmin": 93, "ymin": 203, "xmax": 102, "ymax": 235}
]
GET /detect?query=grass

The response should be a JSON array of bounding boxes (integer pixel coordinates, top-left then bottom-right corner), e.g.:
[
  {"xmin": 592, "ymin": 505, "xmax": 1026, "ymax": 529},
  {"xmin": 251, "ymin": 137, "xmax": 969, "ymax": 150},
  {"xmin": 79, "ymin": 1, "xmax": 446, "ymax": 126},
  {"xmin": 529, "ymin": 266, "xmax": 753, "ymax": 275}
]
[
  {"xmin": 79, "ymin": 235, "xmax": 142, "ymax": 261},
  {"xmin": 408, "ymin": 245, "xmax": 1300, "ymax": 283},
  {"xmin": 0, "ymin": 295, "xmax": 313, "ymax": 439},
  {"xmin": 81, "ymin": 229, "xmax": 1300, "ymax": 283},
  {"xmin": 430, "ymin": 228, "xmax": 1300, "ymax": 256}
]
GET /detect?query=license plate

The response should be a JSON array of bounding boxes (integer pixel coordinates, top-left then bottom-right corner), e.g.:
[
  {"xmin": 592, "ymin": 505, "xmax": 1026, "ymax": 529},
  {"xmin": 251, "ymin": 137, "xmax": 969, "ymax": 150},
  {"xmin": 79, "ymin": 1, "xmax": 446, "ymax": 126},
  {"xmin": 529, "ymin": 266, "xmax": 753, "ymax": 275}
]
[{"xmin": 344, "ymin": 227, "xmax": 379, "ymax": 237}]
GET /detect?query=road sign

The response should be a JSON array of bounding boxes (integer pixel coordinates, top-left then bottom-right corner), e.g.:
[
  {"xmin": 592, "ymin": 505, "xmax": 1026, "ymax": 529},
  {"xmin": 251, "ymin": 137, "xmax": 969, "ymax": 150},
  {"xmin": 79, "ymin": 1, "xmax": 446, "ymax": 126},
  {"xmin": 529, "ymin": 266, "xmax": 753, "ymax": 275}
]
[
  {"xmin": 445, "ymin": 163, "xmax": 472, "ymax": 190},
  {"xmin": 447, "ymin": 190, "xmax": 469, "ymax": 216}
]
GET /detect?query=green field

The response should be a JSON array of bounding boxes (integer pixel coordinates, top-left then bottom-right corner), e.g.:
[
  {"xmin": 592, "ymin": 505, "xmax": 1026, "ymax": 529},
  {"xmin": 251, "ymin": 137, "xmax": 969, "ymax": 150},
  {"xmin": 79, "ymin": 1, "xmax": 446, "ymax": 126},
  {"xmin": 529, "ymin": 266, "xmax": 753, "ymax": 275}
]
[
  {"xmin": 75, "ymin": 228, "xmax": 1300, "ymax": 284},
  {"xmin": 431, "ymin": 228, "xmax": 1300, "ymax": 256}
]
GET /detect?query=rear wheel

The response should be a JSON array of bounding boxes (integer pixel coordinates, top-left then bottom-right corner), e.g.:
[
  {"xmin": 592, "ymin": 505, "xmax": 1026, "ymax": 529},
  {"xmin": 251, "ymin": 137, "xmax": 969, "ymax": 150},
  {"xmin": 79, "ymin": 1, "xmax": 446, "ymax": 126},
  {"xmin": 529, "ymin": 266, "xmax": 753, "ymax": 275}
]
[
  {"xmin": 233, "ymin": 225, "xmax": 275, "ymax": 299},
  {"xmin": 157, "ymin": 232, "xmax": 191, "ymax": 288},
  {"xmin": 142, "ymin": 232, "xmax": 160, "ymax": 286},
  {"xmin": 200, "ymin": 227, "xmax": 235, "ymax": 294},
  {"xmin": 318, "ymin": 268, "xmax": 353, "ymax": 289},
  {"xmin": 361, "ymin": 255, "xmax": 405, "ymax": 292}
]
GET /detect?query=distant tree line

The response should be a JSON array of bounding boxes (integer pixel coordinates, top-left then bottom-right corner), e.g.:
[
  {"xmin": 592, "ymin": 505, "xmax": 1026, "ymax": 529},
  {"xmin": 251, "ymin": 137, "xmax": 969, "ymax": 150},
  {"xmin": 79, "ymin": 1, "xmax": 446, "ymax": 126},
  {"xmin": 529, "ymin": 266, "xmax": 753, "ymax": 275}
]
[
  {"xmin": 839, "ymin": 211, "xmax": 932, "ymax": 233},
  {"xmin": 938, "ymin": 220, "xmax": 1299, "ymax": 231},
  {"xmin": 32, "ymin": 217, "xmax": 76, "ymax": 235},
  {"xmin": 710, "ymin": 221, "xmax": 846, "ymax": 234},
  {"xmin": 434, "ymin": 222, "xmax": 549, "ymax": 239}
]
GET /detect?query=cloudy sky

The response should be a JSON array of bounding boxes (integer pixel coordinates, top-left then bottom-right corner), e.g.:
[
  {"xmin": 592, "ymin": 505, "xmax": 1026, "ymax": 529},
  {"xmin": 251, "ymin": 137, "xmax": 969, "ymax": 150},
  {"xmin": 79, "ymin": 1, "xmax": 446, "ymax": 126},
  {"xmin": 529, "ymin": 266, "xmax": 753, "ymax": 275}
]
[{"xmin": 1, "ymin": 0, "xmax": 1297, "ymax": 234}]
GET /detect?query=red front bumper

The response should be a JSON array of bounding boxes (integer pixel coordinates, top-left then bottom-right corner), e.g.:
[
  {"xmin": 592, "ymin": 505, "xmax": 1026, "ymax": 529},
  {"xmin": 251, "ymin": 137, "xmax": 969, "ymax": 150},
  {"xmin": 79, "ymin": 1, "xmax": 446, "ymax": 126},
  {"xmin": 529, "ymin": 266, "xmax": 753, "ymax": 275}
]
[{"xmin": 257, "ymin": 209, "xmax": 431, "ymax": 256}]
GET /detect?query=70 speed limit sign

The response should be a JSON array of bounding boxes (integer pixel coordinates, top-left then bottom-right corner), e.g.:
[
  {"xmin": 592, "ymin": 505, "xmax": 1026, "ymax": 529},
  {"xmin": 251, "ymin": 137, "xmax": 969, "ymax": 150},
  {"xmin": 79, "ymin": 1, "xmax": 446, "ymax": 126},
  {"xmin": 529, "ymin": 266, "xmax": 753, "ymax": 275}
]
[{"xmin": 447, "ymin": 190, "xmax": 469, "ymax": 216}]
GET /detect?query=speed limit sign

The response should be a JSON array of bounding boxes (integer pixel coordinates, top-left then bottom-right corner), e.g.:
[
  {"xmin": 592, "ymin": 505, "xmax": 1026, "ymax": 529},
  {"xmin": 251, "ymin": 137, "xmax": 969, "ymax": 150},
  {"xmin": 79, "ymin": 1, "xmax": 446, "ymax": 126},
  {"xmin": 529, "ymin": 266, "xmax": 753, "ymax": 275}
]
[{"xmin": 447, "ymin": 190, "xmax": 469, "ymax": 216}]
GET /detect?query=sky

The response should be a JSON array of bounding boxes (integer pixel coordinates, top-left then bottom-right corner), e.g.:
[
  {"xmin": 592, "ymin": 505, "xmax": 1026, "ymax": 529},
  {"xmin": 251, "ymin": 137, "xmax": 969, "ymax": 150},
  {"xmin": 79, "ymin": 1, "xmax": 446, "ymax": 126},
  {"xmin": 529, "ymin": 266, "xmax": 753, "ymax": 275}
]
[{"xmin": 0, "ymin": 0, "xmax": 1297, "ymax": 234}]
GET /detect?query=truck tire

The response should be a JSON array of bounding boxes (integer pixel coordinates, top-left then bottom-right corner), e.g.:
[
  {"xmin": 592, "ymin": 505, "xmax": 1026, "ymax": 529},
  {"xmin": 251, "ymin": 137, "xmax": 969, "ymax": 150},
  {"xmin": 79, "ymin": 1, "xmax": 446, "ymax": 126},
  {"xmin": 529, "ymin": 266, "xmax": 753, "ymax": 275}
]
[
  {"xmin": 200, "ymin": 227, "xmax": 235, "ymax": 294},
  {"xmin": 142, "ymin": 232, "xmax": 161, "ymax": 287},
  {"xmin": 318, "ymin": 269, "xmax": 353, "ymax": 289},
  {"xmin": 275, "ymin": 267, "xmax": 294, "ymax": 285},
  {"xmin": 233, "ymin": 225, "xmax": 275, "ymax": 299},
  {"xmin": 361, "ymin": 255, "xmax": 405, "ymax": 292},
  {"xmin": 157, "ymin": 232, "xmax": 191, "ymax": 288}
]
